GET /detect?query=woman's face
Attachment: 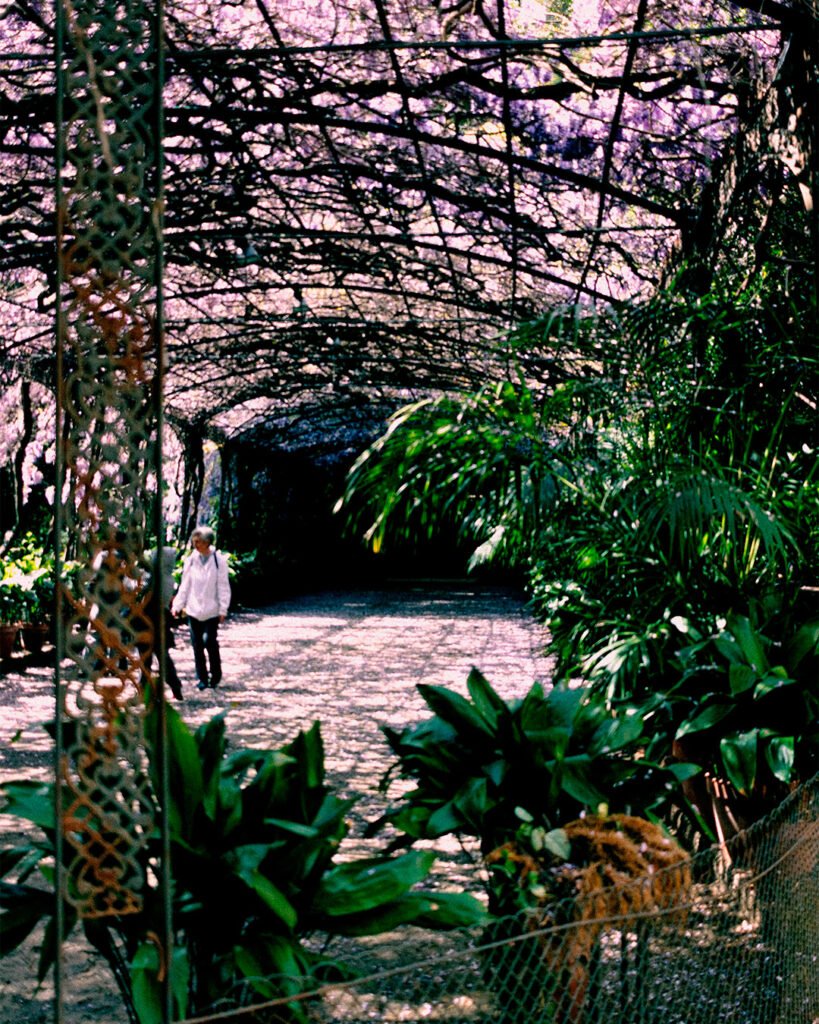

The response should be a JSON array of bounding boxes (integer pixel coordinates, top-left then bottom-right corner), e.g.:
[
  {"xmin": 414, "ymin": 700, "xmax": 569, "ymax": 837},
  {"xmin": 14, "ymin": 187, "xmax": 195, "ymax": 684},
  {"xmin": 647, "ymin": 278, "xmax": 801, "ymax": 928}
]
[{"xmin": 193, "ymin": 535, "xmax": 210, "ymax": 553}]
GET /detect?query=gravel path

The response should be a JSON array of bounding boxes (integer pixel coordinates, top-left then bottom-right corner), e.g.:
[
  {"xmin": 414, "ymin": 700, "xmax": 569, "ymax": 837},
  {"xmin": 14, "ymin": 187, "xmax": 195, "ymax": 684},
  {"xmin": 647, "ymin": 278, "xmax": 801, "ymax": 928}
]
[{"xmin": 0, "ymin": 583, "xmax": 551, "ymax": 1023}]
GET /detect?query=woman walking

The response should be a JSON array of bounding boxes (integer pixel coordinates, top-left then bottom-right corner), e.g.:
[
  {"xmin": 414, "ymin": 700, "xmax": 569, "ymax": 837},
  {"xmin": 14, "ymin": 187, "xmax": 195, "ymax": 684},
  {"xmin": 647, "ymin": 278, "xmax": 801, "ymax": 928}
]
[{"xmin": 172, "ymin": 525, "xmax": 231, "ymax": 690}]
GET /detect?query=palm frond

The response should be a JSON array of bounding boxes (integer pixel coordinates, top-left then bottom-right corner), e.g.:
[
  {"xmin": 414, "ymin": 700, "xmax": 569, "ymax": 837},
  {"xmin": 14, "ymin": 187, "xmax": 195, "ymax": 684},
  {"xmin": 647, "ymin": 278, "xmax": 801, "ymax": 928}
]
[
  {"xmin": 634, "ymin": 461, "xmax": 798, "ymax": 581},
  {"xmin": 335, "ymin": 380, "xmax": 567, "ymax": 566}
]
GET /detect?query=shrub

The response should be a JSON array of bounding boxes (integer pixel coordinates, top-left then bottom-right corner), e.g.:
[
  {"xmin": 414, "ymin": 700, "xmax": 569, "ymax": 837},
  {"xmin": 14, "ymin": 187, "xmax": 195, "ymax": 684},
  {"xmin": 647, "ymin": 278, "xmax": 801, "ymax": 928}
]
[
  {"xmin": 0, "ymin": 703, "xmax": 485, "ymax": 1023},
  {"xmin": 373, "ymin": 669, "xmax": 696, "ymax": 864}
]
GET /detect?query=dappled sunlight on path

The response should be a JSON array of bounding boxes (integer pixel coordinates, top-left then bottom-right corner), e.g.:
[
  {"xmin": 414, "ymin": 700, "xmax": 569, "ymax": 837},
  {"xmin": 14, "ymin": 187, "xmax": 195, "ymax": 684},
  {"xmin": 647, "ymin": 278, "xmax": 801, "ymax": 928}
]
[
  {"xmin": 172, "ymin": 585, "xmax": 551, "ymax": 810},
  {"xmin": 0, "ymin": 584, "xmax": 550, "ymax": 816}
]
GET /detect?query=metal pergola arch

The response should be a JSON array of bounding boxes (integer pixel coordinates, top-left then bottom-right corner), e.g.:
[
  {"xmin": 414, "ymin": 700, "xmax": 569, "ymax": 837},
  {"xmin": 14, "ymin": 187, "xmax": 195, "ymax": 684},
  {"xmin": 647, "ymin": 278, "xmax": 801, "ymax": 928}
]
[
  {"xmin": 0, "ymin": 2, "xmax": 817, "ymax": 1021},
  {"xmin": 2, "ymin": 0, "xmax": 812, "ymax": 461}
]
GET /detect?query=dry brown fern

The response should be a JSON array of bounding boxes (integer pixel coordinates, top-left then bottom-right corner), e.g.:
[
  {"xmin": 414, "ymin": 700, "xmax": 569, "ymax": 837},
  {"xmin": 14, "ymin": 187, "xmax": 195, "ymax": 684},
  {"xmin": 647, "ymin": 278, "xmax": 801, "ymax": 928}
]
[{"xmin": 486, "ymin": 815, "xmax": 690, "ymax": 1024}]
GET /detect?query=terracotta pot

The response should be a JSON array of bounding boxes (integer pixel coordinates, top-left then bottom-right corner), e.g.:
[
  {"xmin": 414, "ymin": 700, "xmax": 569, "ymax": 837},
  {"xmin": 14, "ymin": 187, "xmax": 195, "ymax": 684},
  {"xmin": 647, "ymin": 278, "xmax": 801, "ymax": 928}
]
[
  {"xmin": 0, "ymin": 623, "xmax": 19, "ymax": 660},
  {"xmin": 21, "ymin": 622, "xmax": 50, "ymax": 654}
]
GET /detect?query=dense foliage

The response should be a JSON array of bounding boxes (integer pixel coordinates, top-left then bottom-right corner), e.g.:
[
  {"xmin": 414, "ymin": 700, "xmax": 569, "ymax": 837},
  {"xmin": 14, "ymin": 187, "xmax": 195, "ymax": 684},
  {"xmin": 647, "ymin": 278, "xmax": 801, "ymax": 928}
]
[
  {"xmin": 0, "ymin": 706, "xmax": 485, "ymax": 1023},
  {"xmin": 373, "ymin": 669, "xmax": 696, "ymax": 863},
  {"xmin": 338, "ymin": 253, "xmax": 819, "ymax": 831}
]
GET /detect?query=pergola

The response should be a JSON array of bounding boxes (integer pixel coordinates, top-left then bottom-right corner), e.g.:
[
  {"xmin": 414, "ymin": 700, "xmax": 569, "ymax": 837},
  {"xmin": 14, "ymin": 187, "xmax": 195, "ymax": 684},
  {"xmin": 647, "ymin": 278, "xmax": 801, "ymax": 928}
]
[
  {"xmin": 2, "ymin": 0, "xmax": 812, "ymax": 470},
  {"xmin": 0, "ymin": 4, "xmax": 818, "ymax": 1021}
]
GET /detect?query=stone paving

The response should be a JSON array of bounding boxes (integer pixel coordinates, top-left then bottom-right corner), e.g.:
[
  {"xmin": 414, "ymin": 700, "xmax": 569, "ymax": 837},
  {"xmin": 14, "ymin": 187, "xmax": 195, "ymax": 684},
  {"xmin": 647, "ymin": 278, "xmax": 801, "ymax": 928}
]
[
  {"xmin": 0, "ymin": 584, "xmax": 551, "ymax": 1024},
  {"xmin": 1, "ymin": 583, "xmax": 551, "ymax": 816}
]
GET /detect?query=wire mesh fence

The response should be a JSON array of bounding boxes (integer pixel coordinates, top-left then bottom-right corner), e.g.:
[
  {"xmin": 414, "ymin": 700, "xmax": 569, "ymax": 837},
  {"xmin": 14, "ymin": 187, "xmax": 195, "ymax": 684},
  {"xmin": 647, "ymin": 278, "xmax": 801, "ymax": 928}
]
[{"xmin": 183, "ymin": 774, "xmax": 817, "ymax": 1024}]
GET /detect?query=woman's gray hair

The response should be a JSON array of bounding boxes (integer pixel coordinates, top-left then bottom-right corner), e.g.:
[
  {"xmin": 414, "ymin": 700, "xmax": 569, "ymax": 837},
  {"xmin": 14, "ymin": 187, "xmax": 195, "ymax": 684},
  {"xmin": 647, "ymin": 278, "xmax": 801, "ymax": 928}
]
[{"xmin": 191, "ymin": 525, "xmax": 215, "ymax": 545}]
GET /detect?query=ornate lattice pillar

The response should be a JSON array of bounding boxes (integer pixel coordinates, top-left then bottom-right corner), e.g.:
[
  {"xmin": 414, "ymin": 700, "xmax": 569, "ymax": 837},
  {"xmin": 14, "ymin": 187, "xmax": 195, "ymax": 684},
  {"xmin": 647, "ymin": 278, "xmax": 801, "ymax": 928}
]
[{"xmin": 54, "ymin": 0, "xmax": 166, "ymax": 999}]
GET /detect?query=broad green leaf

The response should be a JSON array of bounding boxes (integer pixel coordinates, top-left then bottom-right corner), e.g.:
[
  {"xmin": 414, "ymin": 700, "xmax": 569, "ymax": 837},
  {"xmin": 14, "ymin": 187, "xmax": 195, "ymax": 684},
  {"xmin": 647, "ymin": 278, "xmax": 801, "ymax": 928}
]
[
  {"xmin": 196, "ymin": 712, "xmax": 228, "ymax": 818},
  {"xmin": 310, "ymin": 793, "xmax": 356, "ymax": 836},
  {"xmin": 531, "ymin": 827, "xmax": 571, "ymax": 860},
  {"xmin": 675, "ymin": 702, "xmax": 734, "ymax": 739},
  {"xmin": 453, "ymin": 777, "xmax": 491, "ymax": 822},
  {"xmin": 195, "ymin": 711, "xmax": 228, "ymax": 767},
  {"xmin": 426, "ymin": 800, "xmax": 465, "ymax": 836},
  {"xmin": 520, "ymin": 722, "xmax": 572, "ymax": 758},
  {"xmin": 219, "ymin": 776, "xmax": 244, "ymax": 836},
  {"xmin": 233, "ymin": 937, "xmax": 311, "ymax": 1005},
  {"xmin": 0, "ymin": 844, "xmax": 41, "ymax": 879},
  {"xmin": 727, "ymin": 615, "xmax": 768, "ymax": 672},
  {"xmin": 417, "ymin": 684, "xmax": 494, "ymax": 738},
  {"xmin": 224, "ymin": 747, "xmax": 291, "ymax": 776},
  {"xmin": 557, "ymin": 760, "xmax": 607, "ymax": 808},
  {"xmin": 390, "ymin": 804, "xmax": 435, "ymax": 838},
  {"xmin": 728, "ymin": 664, "xmax": 756, "ymax": 695},
  {"xmin": 662, "ymin": 761, "xmax": 702, "ymax": 782},
  {"xmin": 595, "ymin": 710, "xmax": 645, "ymax": 751},
  {"xmin": 404, "ymin": 890, "xmax": 487, "ymax": 929},
  {"xmin": 284, "ymin": 722, "xmax": 325, "ymax": 789},
  {"xmin": 764, "ymin": 736, "xmax": 795, "ymax": 783},
  {"xmin": 315, "ymin": 851, "xmax": 436, "ymax": 916},
  {"xmin": 386, "ymin": 716, "xmax": 458, "ymax": 756},
  {"xmin": 0, "ymin": 899, "xmax": 50, "ymax": 957},
  {"xmin": 130, "ymin": 941, "xmax": 162, "ymax": 1024},
  {"xmin": 484, "ymin": 759, "xmax": 507, "ymax": 787},
  {"xmin": 753, "ymin": 671, "xmax": 798, "ymax": 700},
  {"xmin": 784, "ymin": 620, "xmax": 819, "ymax": 669},
  {"xmin": 466, "ymin": 668, "xmax": 509, "ymax": 727},
  {"xmin": 170, "ymin": 946, "xmax": 190, "ymax": 1020},
  {"xmin": 720, "ymin": 730, "xmax": 759, "ymax": 796},
  {"xmin": 264, "ymin": 818, "xmax": 320, "ymax": 838},
  {"xmin": 259, "ymin": 935, "xmax": 306, "ymax": 983},
  {"xmin": 712, "ymin": 634, "xmax": 743, "ymax": 665},
  {"xmin": 233, "ymin": 947, "xmax": 278, "ymax": 998},
  {"xmin": 231, "ymin": 846, "xmax": 299, "ymax": 928},
  {"xmin": 244, "ymin": 753, "xmax": 291, "ymax": 813},
  {"xmin": 327, "ymin": 890, "xmax": 486, "ymax": 936},
  {"xmin": 246, "ymin": 871, "xmax": 298, "ymax": 929},
  {"xmin": 162, "ymin": 706, "xmax": 204, "ymax": 837},
  {"xmin": 541, "ymin": 685, "xmax": 586, "ymax": 730},
  {"xmin": 0, "ymin": 782, "xmax": 55, "ymax": 830}
]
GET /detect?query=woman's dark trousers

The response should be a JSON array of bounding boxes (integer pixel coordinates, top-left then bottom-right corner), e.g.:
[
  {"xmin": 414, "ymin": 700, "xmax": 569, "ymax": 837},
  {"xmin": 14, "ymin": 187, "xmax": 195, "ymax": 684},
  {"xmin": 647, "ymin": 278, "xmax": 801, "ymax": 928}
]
[{"xmin": 189, "ymin": 615, "xmax": 222, "ymax": 688}]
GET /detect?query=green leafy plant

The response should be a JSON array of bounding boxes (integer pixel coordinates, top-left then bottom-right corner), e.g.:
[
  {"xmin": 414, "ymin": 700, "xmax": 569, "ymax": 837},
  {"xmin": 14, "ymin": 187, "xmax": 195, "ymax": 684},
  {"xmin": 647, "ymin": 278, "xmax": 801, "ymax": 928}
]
[
  {"xmin": 527, "ymin": 446, "xmax": 808, "ymax": 698},
  {"xmin": 372, "ymin": 670, "xmax": 697, "ymax": 1024},
  {"xmin": 0, "ymin": 705, "xmax": 485, "ymax": 1024},
  {"xmin": 654, "ymin": 609, "xmax": 819, "ymax": 829},
  {"xmin": 0, "ymin": 569, "xmax": 28, "ymax": 625},
  {"xmin": 373, "ymin": 669, "xmax": 696, "ymax": 865},
  {"xmin": 0, "ymin": 536, "xmax": 56, "ymax": 627},
  {"xmin": 335, "ymin": 374, "xmax": 571, "ymax": 570}
]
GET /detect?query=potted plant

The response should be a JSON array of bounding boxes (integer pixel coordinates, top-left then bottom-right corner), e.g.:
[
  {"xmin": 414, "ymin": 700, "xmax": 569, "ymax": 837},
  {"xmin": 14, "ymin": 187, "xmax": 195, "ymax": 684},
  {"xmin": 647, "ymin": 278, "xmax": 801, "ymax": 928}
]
[
  {"xmin": 20, "ymin": 567, "xmax": 54, "ymax": 653},
  {"xmin": 0, "ymin": 538, "xmax": 56, "ymax": 656},
  {"xmin": 0, "ymin": 568, "xmax": 27, "ymax": 659}
]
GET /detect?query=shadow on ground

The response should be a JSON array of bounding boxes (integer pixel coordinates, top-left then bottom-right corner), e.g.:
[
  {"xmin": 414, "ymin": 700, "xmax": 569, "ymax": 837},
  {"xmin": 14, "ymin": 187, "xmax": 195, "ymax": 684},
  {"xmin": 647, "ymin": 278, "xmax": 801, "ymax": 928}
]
[{"xmin": 0, "ymin": 583, "xmax": 551, "ymax": 1023}]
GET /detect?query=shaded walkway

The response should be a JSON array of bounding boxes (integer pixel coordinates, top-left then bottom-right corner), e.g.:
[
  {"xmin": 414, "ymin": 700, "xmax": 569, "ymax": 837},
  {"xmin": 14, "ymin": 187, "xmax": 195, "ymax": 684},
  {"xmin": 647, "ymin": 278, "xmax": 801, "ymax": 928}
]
[
  {"xmin": 1, "ymin": 584, "xmax": 550, "ymax": 805},
  {"xmin": 0, "ymin": 584, "xmax": 550, "ymax": 1023}
]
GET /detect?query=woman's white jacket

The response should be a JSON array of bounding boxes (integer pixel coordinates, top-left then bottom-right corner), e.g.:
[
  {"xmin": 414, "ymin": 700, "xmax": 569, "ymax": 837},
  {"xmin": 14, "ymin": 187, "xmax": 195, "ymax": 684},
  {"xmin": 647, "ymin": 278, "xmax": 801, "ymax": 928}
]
[{"xmin": 172, "ymin": 550, "xmax": 231, "ymax": 621}]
